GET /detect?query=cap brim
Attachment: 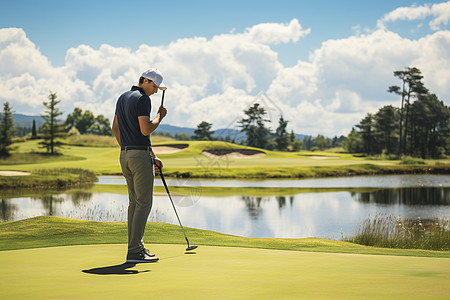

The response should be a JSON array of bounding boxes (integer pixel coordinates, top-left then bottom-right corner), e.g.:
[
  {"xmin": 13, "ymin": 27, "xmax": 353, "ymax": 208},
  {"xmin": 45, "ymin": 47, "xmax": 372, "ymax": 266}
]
[{"xmin": 158, "ymin": 82, "xmax": 167, "ymax": 90}]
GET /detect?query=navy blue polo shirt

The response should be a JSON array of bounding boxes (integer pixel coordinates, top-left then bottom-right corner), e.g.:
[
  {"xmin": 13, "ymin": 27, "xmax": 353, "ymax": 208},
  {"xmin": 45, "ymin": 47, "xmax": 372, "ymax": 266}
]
[{"xmin": 115, "ymin": 86, "xmax": 152, "ymax": 147}]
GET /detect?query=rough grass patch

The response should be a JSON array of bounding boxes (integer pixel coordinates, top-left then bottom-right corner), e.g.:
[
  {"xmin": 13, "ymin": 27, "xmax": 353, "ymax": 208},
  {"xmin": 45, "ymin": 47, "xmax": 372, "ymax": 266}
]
[{"xmin": 348, "ymin": 214, "xmax": 450, "ymax": 251}]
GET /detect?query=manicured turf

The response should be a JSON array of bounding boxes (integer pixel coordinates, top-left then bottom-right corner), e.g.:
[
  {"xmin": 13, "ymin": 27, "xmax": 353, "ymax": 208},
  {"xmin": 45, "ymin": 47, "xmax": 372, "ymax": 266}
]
[
  {"xmin": 1, "ymin": 244, "xmax": 450, "ymax": 299},
  {"xmin": 1, "ymin": 140, "xmax": 449, "ymax": 298},
  {"xmin": 1, "ymin": 217, "xmax": 449, "ymax": 258},
  {"xmin": 2, "ymin": 139, "xmax": 448, "ymax": 177}
]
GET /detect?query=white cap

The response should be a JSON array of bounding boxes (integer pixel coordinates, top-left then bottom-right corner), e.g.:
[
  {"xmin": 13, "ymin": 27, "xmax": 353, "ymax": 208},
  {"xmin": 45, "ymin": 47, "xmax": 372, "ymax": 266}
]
[{"xmin": 141, "ymin": 68, "xmax": 167, "ymax": 90}]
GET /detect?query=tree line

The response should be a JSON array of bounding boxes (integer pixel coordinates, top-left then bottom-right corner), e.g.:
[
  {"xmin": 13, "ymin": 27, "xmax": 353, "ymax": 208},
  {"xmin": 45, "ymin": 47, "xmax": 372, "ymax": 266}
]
[
  {"xmin": 189, "ymin": 104, "xmax": 346, "ymax": 152},
  {"xmin": 1, "ymin": 66, "xmax": 448, "ymax": 157},
  {"xmin": 346, "ymin": 67, "xmax": 449, "ymax": 159},
  {"xmin": 0, "ymin": 92, "xmax": 112, "ymax": 156},
  {"xmin": 186, "ymin": 67, "xmax": 448, "ymax": 158}
]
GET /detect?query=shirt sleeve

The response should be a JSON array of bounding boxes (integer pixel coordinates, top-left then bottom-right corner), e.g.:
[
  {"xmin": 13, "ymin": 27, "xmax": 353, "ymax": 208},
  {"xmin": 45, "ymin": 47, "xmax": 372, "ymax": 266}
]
[{"xmin": 136, "ymin": 95, "xmax": 151, "ymax": 117}]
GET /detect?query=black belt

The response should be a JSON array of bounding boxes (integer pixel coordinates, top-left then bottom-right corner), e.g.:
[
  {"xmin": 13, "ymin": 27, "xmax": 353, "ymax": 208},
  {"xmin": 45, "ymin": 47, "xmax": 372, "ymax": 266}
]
[{"xmin": 121, "ymin": 146, "xmax": 151, "ymax": 151}]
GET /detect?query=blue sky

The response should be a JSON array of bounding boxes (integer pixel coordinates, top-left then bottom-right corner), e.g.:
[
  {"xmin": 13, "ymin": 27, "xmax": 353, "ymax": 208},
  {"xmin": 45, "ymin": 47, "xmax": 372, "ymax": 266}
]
[
  {"xmin": 1, "ymin": 0, "xmax": 437, "ymax": 66},
  {"xmin": 0, "ymin": 0, "xmax": 449, "ymax": 136}
]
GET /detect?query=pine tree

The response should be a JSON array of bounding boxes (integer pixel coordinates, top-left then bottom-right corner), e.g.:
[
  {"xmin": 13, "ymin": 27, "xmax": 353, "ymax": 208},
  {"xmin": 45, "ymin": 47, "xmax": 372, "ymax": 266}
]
[
  {"xmin": 39, "ymin": 91, "xmax": 65, "ymax": 154},
  {"xmin": 193, "ymin": 121, "xmax": 215, "ymax": 140},
  {"xmin": 275, "ymin": 116, "xmax": 289, "ymax": 151},
  {"xmin": 0, "ymin": 102, "xmax": 15, "ymax": 156},
  {"xmin": 388, "ymin": 67, "xmax": 428, "ymax": 155},
  {"xmin": 31, "ymin": 119, "xmax": 37, "ymax": 139},
  {"xmin": 238, "ymin": 103, "xmax": 271, "ymax": 149}
]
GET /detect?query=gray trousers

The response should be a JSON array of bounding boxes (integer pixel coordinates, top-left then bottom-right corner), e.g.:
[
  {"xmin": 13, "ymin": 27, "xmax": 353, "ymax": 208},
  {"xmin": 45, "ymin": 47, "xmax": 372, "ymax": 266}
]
[{"xmin": 120, "ymin": 149, "xmax": 154, "ymax": 253}]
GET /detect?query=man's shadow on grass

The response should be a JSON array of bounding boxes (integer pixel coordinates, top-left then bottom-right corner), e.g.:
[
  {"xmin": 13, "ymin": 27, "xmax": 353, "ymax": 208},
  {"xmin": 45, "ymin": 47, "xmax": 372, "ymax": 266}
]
[{"xmin": 82, "ymin": 263, "xmax": 150, "ymax": 275}]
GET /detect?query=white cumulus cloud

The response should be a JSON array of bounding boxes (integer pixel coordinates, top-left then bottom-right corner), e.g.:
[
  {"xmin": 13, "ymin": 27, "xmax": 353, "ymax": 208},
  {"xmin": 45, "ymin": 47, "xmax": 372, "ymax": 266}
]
[
  {"xmin": 0, "ymin": 15, "xmax": 449, "ymax": 138},
  {"xmin": 377, "ymin": 1, "xmax": 450, "ymax": 30}
]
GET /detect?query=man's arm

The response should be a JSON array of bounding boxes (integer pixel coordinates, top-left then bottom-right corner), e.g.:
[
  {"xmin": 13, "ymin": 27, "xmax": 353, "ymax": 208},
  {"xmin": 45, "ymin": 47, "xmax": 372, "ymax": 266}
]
[
  {"xmin": 138, "ymin": 105, "xmax": 167, "ymax": 136},
  {"xmin": 112, "ymin": 115, "xmax": 121, "ymax": 146}
]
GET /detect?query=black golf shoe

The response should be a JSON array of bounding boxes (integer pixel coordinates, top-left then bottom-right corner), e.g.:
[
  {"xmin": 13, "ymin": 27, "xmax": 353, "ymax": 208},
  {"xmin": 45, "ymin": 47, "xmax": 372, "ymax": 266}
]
[
  {"xmin": 126, "ymin": 250, "xmax": 159, "ymax": 263},
  {"xmin": 142, "ymin": 248, "xmax": 156, "ymax": 257}
]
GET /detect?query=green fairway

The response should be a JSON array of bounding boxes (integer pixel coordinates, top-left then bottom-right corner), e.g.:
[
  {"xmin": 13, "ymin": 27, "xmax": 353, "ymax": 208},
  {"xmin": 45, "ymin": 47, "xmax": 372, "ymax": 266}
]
[
  {"xmin": 1, "ymin": 244, "xmax": 449, "ymax": 299},
  {"xmin": 1, "ymin": 139, "xmax": 448, "ymax": 177}
]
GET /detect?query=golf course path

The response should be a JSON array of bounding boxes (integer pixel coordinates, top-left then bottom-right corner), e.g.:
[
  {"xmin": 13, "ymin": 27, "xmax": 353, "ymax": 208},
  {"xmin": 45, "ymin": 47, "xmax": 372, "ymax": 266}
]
[{"xmin": 1, "ymin": 244, "xmax": 449, "ymax": 299}]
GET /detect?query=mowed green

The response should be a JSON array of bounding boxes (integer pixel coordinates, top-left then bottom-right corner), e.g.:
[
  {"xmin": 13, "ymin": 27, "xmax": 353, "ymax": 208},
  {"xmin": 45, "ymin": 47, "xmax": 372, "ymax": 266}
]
[
  {"xmin": 1, "ymin": 217, "xmax": 450, "ymax": 299},
  {"xmin": 0, "ymin": 139, "xmax": 369, "ymax": 174},
  {"xmin": 1, "ymin": 244, "xmax": 450, "ymax": 299},
  {"xmin": 3, "ymin": 139, "xmax": 447, "ymax": 177}
]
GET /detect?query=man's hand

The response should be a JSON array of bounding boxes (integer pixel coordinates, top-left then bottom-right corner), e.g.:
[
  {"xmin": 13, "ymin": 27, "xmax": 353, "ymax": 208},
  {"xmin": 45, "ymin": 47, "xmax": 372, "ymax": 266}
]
[
  {"xmin": 158, "ymin": 105, "xmax": 167, "ymax": 119},
  {"xmin": 154, "ymin": 157, "xmax": 163, "ymax": 175}
]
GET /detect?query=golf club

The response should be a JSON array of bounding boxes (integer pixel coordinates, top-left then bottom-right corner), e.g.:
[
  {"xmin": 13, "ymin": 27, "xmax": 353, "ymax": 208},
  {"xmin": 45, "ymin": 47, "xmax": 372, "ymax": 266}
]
[
  {"xmin": 155, "ymin": 163, "xmax": 198, "ymax": 252},
  {"xmin": 161, "ymin": 89, "xmax": 165, "ymax": 106}
]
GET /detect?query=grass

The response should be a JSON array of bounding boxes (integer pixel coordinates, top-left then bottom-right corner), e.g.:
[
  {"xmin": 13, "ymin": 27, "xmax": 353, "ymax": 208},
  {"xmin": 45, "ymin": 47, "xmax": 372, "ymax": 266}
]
[
  {"xmin": 1, "ymin": 216, "xmax": 449, "ymax": 257},
  {"xmin": 64, "ymin": 134, "xmax": 118, "ymax": 147},
  {"xmin": 64, "ymin": 134, "xmax": 175, "ymax": 147},
  {"xmin": 1, "ymin": 218, "xmax": 450, "ymax": 298},
  {"xmin": 348, "ymin": 214, "xmax": 450, "ymax": 251},
  {"xmin": 0, "ymin": 152, "xmax": 84, "ymax": 165},
  {"xmin": 2, "ymin": 244, "xmax": 450, "ymax": 299},
  {"xmin": 0, "ymin": 168, "xmax": 97, "ymax": 189},
  {"xmin": 1, "ymin": 139, "xmax": 449, "ymax": 178}
]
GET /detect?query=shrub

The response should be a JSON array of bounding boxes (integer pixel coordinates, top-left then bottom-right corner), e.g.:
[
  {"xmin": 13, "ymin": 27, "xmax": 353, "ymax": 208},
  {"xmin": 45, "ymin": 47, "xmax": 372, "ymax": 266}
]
[{"xmin": 400, "ymin": 156, "xmax": 426, "ymax": 165}]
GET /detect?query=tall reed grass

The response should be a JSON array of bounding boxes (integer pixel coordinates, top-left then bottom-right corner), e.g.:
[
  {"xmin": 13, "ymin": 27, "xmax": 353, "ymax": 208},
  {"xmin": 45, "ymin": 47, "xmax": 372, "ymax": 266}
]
[{"xmin": 348, "ymin": 214, "xmax": 450, "ymax": 251}]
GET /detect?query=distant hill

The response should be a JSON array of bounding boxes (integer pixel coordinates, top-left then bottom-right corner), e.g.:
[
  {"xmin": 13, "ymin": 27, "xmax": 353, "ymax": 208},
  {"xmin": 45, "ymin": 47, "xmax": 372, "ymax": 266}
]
[
  {"xmin": 12, "ymin": 114, "xmax": 45, "ymax": 128},
  {"xmin": 11, "ymin": 114, "xmax": 308, "ymax": 141},
  {"xmin": 157, "ymin": 124, "xmax": 195, "ymax": 136}
]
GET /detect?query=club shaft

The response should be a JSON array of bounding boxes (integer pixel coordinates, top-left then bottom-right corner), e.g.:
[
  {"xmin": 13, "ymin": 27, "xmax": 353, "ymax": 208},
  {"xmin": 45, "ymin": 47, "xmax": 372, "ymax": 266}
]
[{"xmin": 157, "ymin": 165, "xmax": 191, "ymax": 247}]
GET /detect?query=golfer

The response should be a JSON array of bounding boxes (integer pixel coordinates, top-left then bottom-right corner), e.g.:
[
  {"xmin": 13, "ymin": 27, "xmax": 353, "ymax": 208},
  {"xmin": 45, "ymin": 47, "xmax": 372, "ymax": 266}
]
[{"xmin": 112, "ymin": 68, "xmax": 167, "ymax": 263}]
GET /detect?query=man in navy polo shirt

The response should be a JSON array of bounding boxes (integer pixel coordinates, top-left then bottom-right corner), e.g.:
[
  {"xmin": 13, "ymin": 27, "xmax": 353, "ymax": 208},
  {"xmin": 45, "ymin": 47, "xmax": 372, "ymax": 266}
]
[{"xmin": 112, "ymin": 68, "xmax": 167, "ymax": 263}]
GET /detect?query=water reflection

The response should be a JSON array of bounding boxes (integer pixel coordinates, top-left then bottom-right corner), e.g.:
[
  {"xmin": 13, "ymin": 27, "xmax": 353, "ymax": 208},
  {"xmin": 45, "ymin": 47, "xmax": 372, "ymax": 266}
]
[
  {"xmin": 98, "ymin": 174, "xmax": 450, "ymax": 188},
  {"xmin": 33, "ymin": 195, "xmax": 64, "ymax": 216},
  {"xmin": 242, "ymin": 196, "xmax": 264, "ymax": 220},
  {"xmin": 354, "ymin": 187, "xmax": 450, "ymax": 205},
  {"xmin": 1, "ymin": 199, "xmax": 17, "ymax": 221},
  {"xmin": 2, "ymin": 183, "xmax": 450, "ymax": 239}
]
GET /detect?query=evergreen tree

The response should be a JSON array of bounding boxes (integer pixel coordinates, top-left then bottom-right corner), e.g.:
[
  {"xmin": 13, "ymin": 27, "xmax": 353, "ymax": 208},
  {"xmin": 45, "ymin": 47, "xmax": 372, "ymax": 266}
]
[
  {"xmin": 356, "ymin": 113, "xmax": 375, "ymax": 155},
  {"xmin": 374, "ymin": 105, "xmax": 399, "ymax": 155},
  {"xmin": 39, "ymin": 91, "xmax": 65, "ymax": 154},
  {"xmin": 31, "ymin": 119, "xmax": 37, "ymax": 139},
  {"xmin": 193, "ymin": 121, "xmax": 214, "ymax": 140},
  {"xmin": 344, "ymin": 128, "xmax": 362, "ymax": 153},
  {"xmin": 0, "ymin": 102, "xmax": 15, "ymax": 156},
  {"xmin": 275, "ymin": 116, "xmax": 289, "ymax": 151},
  {"xmin": 287, "ymin": 130, "xmax": 302, "ymax": 152},
  {"xmin": 238, "ymin": 103, "xmax": 271, "ymax": 149},
  {"xmin": 388, "ymin": 67, "xmax": 428, "ymax": 155},
  {"xmin": 303, "ymin": 136, "xmax": 313, "ymax": 150},
  {"xmin": 314, "ymin": 134, "xmax": 331, "ymax": 150},
  {"xmin": 410, "ymin": 94, "xmax": 449, "ymax": 158}
]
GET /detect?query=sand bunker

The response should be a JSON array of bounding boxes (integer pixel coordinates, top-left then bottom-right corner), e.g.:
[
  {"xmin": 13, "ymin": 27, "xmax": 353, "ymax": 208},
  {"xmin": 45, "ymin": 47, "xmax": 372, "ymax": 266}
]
[
  {"xmin": 152, "ymin": 144, "xmax": 188, "ymax": 154},
  {"xmin": 203, "ymin": 149, "xmax": 266, "ymax": 159},
  {"xmin": 309, "ymin": 156, "xmax": 340, "ymax": 160},
  {"xmin": 0, "ymin": 171, "xmax": 31, "ymax": 176}
]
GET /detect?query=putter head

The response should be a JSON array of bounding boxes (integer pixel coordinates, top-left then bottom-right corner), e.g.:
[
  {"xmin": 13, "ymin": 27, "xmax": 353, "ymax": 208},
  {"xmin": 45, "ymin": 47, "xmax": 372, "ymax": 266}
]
[{"xmin": 186, "ymin": 245, "xmax": 198, "ymax": 251}]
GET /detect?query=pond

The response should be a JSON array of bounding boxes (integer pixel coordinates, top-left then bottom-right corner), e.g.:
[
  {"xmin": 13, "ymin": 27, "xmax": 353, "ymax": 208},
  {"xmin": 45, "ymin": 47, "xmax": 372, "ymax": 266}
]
[{"xmin": 1, "ymin": 175, "xmax": 449, "ymax": 240}]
